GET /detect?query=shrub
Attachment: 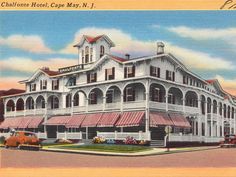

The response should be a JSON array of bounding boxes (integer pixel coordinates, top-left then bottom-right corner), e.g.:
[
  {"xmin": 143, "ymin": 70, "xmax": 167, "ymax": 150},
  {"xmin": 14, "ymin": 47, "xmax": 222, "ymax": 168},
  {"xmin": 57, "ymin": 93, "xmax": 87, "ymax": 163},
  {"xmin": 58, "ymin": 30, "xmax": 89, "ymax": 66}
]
[
  {"xmin": 92, "ymin": 136, "xmax": 106, "ymax": 144},
  {"xmin": 123, "ymin": 136, "xmax": 137, "ymax": 145},
  {"xmin": 0, "ymin": 136, "xmax": 5, "ymax": 144}
]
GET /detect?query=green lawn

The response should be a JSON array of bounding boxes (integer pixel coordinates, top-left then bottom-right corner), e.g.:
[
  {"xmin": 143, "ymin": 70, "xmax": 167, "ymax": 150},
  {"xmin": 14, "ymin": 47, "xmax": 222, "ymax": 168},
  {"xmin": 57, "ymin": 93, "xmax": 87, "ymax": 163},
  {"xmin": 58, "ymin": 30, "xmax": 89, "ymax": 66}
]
[{"xmin": 50, "ymin": 144, "xmax": 152, "ymax": 153}]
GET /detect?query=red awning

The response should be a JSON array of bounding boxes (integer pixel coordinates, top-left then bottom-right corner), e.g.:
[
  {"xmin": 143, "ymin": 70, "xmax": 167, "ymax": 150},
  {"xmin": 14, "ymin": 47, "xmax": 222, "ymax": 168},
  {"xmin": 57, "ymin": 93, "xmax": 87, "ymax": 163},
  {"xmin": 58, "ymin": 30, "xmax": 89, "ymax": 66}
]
[
  {"xmin": 28, "ymin": 117, "xmax": 44, "ymax": 128},
  {"xmin": 45, "ymin": 116, "xmax": 72, "ymax": 126},
  {"xmin": 0, "ymin": 118, "xmax": 16, "ymax": 129},
  {"xmin": 81, "ymin": 113, "xmax": 103, "ymax": 127},
  {"xmin": 97, "ymin": 112, "xmax": 120, "ymax": 127},
  {"xmin": 17, "ymin": 117, "xmax": 32, "ymax": 129},
  {"xmin": 66, "ymin": 114, "xmax": 86, "ymax": 128},
  {"xmin": 150, "ymin": 112, "xmax": 174, "ymax": 127},
  {"xmin": 115, "ymin": 111, "xmax": 145, "ymax": 127},
  {"xmin": 169, "ymin": 113, "xmax": 191, "ymax": 128}
]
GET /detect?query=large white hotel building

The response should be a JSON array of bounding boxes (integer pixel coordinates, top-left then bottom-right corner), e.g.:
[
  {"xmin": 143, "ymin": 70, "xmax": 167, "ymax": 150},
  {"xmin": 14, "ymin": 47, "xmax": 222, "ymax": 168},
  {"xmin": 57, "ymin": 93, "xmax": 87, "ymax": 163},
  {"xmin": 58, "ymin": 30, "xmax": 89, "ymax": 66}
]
[{"xmin": 1, "ymin": 35, "xmax": 236, "ymax": 146}]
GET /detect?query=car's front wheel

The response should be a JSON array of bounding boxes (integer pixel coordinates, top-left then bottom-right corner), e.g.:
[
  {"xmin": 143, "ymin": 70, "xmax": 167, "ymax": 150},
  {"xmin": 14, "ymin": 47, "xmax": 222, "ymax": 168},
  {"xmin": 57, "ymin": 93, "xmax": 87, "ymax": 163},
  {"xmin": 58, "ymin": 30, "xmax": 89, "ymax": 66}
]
[{"xmin": 4, "ymin": 141, "xmax": 9, "ymax": 149}]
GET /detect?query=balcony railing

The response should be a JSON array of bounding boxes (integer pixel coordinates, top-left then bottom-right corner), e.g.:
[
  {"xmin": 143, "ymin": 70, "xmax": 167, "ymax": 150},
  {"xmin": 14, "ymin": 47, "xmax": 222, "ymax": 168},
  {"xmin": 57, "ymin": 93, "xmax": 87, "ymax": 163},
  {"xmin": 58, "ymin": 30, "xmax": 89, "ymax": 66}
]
[
  {"xmin": 47, "ymin": 108, "xmax": 71, "ymax": 116},
  {"xmin": 149, "ymin": 101, "xmax": 166, "ymax": 110},
  {"xmin": 123, "ymin": 100, "xmax": 146, "ymax": 110},
  {"xmin": 105, "ymin": 102, "xmax": 121, "ymax": 111},
  {"xmin": 87, "ymin": 104, "xmax": 103, "ymax": 112},
  {"xmin": 25, "ymin": 109, "xmax": 35, "ymax": 115},
  {"xmin": 4, "ymin": 111, "xmax": 15, "ymax": 118},
  {"xmin": 97, "ymin": 131, "xmax": 151, "ymax": 140},
  {"xmin": 185, "ymin": 106, "xmax": 199, "ymax": 114},
  {"xmin": 73, "ymin": 106, "xmax": 86, "ymax": 113},
  {"xmin": 169, "ymin": 133, "xmax": 203, "ymax": 142},
  {"xmin": 168, "ymin": 104, "xmax": 183, "ymax": 112}
]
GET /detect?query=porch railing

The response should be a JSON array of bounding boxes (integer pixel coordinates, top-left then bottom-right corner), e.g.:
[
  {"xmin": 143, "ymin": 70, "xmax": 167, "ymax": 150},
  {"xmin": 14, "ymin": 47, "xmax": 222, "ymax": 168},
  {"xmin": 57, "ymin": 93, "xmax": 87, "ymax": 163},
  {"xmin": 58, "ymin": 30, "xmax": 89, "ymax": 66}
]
[
  {"xmin": 87, "ymin": 104, "xmax": 103, "ymax": 112},
  {"xmin": 123, "ymin": 100, "xmax": 146, "ymax": 110},
  {"xmin": 149, "ymin": 101, "xmax": 166, "ymax": 110},
  {"xmin": 204, "ymin": 136, "xmax": 224, "ymax": 143},
  {"xmin": 47, "ymin": 108, "xmax": 71, "ymax": 116},
  {"xmin": 169, "ymin": 133, "xmax": 203, "ymax": 142},
  {"xmin": 105, "ymin": 102, "xmax": 121, "ymax": 110},
  {"xmin": 0, "ymin": 132, "xmax": 11, "ymax": 138},
  {"xmin": 73, "ymin": 106, "xmax": 86, "ymax": 113},
  {"xmin": 37, "ymin": 132, "xmax": 47, "ymax": 139},
  {"xmin": 185, "ymin": 106, "xmax": 199, "ymax": 114},
  {"xmin": 97, "ymin": 131, "xmax": 151, "ymax": 140},
  {"xmin": 168, "ymin": 104, "xmax": 183, "ymax": 112},
  {"xmin": 57, "ymin": 131, "xmax": 82, "ymax": 139}
]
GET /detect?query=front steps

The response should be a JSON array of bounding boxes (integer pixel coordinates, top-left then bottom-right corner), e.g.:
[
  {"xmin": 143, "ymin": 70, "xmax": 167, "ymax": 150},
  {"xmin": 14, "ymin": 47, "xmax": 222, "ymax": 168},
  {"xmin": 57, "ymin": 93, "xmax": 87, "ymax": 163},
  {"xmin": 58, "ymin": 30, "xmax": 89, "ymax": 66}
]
[{"xmin": 150, "ymin": 140, "xmax": 165, "ymax": 147}]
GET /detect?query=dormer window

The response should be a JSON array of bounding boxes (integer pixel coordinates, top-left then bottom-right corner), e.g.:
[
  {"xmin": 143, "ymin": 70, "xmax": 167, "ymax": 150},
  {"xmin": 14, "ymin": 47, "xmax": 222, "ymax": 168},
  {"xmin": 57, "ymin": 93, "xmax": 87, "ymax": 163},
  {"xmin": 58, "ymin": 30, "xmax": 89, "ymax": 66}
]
[
  {"xmin": 90, "ymin": 47, "xmax": 93, "ymax": 62},
  {"xmin": 105, "ymin": 67, "xmax": 115, "ymax": 80},
  {"xmin": 124, "ymin": 66, "xmax": 135, "ymax": 78},
  {"xmin": 30, "ymin": 83, "xmax": 36, "ymax": 92},
  {"xmin": 52, "ymin": 79, "xmax": 59, "ymax": 90},
  {"xmin": 40, "ymin": 80, "xmax": 47, "ymax": 90},
  {"xmin": 87, "ymin": 72, "xmax": 97, "ymax": 83},
  {"xmin": 100, "ymin": 45, "xmax": 105, "ymax": 58},
  {"xmin": 85, "ymin": 46, "xmax": 89, "ymax": 63},
  {"xmin": 81, "ymin": 50, "xmax": 84, "ymax": 64}
]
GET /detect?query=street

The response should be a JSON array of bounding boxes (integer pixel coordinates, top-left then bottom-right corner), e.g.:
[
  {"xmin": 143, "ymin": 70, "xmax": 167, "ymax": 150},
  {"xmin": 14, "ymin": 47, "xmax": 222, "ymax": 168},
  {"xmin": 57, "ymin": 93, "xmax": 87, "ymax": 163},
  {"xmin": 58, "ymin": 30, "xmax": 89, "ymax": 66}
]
[{"xmin": 1, "ymin": 148, "xmax": 236, "ymax": 168}]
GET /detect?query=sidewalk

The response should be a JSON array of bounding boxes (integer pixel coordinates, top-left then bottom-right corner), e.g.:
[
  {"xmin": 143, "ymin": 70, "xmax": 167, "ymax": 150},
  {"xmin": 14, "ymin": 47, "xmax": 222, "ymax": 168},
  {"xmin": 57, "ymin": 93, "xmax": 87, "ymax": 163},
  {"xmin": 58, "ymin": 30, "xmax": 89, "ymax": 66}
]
[{"xmin": 41, "ymin": 145, "xmax": 219, "ymax": 157}]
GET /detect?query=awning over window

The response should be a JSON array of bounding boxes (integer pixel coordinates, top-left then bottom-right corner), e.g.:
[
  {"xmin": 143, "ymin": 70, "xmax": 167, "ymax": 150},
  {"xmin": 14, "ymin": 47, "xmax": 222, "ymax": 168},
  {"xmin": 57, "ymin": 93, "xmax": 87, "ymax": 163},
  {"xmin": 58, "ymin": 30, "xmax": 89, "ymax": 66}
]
[
  {"xmin": 45, "ymin": 116, "xmax": 71, "ymax": 126},
  {"xmin": 97, "ymin": 112, "xmax": 120, "ymax": 127},
  {"xmin": 27, "ymin": 117, "xmax": 44, "ymax": 128},
  {"xmin": 66, "ymin": 114, "xmax": 86, "ymax": 128},
  {"xmin": 0, "ymin": 116, "xmax": 44, "ymax": 129},
  {"xmin": 81, "ymin": 113, "xmax": 103, "ymax": 127},
  {"xmin": 150, "ymin": 112, "xmax": 174, "ymax": 127},
  {"xmin": 115, "ymin": 111, "xmax": 145, "ymax": 127},
  {"xmin": 169, "ymin": 113, "xmax": 191, "ymax": 128}
]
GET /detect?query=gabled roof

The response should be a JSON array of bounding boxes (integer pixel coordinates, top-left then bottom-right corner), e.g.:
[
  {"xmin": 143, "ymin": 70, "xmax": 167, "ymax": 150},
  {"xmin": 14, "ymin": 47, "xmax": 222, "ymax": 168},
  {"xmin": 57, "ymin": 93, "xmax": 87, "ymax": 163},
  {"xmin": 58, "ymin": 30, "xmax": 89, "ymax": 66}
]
[
  {"xmin": 41, "ymin": 68, "xmax": 60, "ymax": 76},
  {"xmin": 0, "ymin": 89, "xmax": 25, "ymax": 97},
  {"xmin": 73, "ymin": 35, "xmax": 115, "ymax": 48},
  {"xmin": 108, "ymin": 54, "xmax": 127, "ymax": 63}
]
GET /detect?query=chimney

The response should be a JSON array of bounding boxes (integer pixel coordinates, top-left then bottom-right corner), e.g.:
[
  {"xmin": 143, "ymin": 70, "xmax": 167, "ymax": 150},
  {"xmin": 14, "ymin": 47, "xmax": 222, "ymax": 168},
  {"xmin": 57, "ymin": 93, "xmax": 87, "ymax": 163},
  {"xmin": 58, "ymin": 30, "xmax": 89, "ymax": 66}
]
[
  {"xmin": 125, "ymin": 54, "xmax": 130, "ymax": 60},
  {"xmin": 42, "ymin": 67, "xmax": 50, "ymax": 71},
  {"xmin": 157, "ymin": 42, "xmax": 165, "ymax": 54}
]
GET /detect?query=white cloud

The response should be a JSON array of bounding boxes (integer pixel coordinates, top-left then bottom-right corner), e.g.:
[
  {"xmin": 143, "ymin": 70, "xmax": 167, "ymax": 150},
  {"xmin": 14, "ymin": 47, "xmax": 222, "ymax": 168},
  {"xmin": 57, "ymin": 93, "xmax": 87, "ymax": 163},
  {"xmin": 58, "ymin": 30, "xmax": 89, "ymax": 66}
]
[
  {"xmin": 166, "ymin": 26, "xmax": 236, "ymax": 46},
  {"xmin": 0, "ymin": 76, "xmax": 25, "ymax": 90},
  {"xmin": 60, "ymin": 27, "xmax": 234, "ymax": 71},
  {"xmin": 0, "ymin": 35, "xmax": 54, "ymax": 54},
  {"xmin": 0, "ymin": 57, "xmax": 78, "ymax": 73}
]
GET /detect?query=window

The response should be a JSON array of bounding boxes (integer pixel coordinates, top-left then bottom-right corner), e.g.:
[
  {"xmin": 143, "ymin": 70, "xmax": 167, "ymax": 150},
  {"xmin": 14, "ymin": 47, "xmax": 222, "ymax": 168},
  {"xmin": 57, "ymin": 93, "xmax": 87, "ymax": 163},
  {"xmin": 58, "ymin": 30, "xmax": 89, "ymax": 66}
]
[
  {"xmin": 87, "ymin": 72, "xmax": 97, "ymax": 83},
  {"xmin": 90, "ymin": 47, "xmax": 93, "ymax": 62},
  {"xmin": 105, "ymin": 67, "xmax": 115, "ymax": 80},
  {"xmin": 67, "ymin": 77, "xmax": 76, "ymax": 86},
  {"xmin": 124, "ymin": 87, "xmax": 135, "ymax": 102},
  {"xmin": 89, "ymin": 91, "xmax": 97, "ymax": 104},
  {"xmin": 124, "ymin": 66, "xmax": 135, "ymax": 78},
  {"xmin": 66, "ymin": 94, "xmax": 72, "ymax": 108},
  {"xmin": 100, "ymin": 45, "xmax": 105, "ymax": 58},
  {"xmin": 30, "ymin": 83, "xmax": 36, "ymax": 91},
  {"xmin": 168, "ymin": 94, "xmax": 175, "ymax": 104},
  {"xmin": 40, "ymin": 80, "xmax": 47, "ymax": 90},
  {"xmin": 52, "ymin": 79, "xmax": 59, "ymax": 90},
  {"xmin": 106, "ymin": 89, "xmax": 114, "ymax": 103},
  {"xmin": 150, "ymin": 66, "xmax": 160, "ymax": 78},
  {"xmin": 183, "ymin": 75, "xmax": 188, "ymax": 84},
  {"xmin": 85, "ymin": 46, "xmax": 89, "ymax": 63},
  {"xmin": 151, "ymin": 87, "xmax": 160, "ymax": 102},
  {"xmin": 166, "ymin": 70, "xmax": 175, "ymax": 81}
]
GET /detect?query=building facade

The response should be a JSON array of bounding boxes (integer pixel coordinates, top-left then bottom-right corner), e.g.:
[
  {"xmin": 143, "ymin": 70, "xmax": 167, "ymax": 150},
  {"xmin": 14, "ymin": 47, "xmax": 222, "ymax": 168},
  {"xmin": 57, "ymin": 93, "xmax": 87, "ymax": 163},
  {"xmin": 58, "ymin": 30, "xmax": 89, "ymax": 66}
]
[{"xmin": 1, "ymin": 35, "xmax": 236, "ymax": 144}]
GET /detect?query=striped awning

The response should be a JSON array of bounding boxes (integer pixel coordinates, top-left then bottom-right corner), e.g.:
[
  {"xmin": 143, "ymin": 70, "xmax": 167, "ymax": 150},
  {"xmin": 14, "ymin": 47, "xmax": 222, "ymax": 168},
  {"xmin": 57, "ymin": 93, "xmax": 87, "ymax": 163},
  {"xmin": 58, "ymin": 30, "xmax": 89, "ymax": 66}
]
[
  {"xmin": 97, "ymin": 112, "xmax": 120, "ymax": 127},
  {"xmin": 0, "ymin": 117, "xmax": 44, "ymax": 129},
  {"xmin": 150, "ymin": 112, "xmax": 174, "ymax": 127},
  {"xmin": 81, "ymin": 113, "xmax": 103, "ymax": 127},
  {"xmin": 45, "ymin": 116, "xmax": 72, "ymax": 126},
  {"xmin": 65, "ymin": 114, "xmax": 86, "ymax": 128},
  {"xmin": 169, "ymin": 113, "xmax": 191, "ymax": 128},
  {"xmin": 115, "ymin": 111, "xmax": 145, "ymax": 127},
  {"xmin": 28, "ymin": 117, "xmax": 44, "ymax": 128}
]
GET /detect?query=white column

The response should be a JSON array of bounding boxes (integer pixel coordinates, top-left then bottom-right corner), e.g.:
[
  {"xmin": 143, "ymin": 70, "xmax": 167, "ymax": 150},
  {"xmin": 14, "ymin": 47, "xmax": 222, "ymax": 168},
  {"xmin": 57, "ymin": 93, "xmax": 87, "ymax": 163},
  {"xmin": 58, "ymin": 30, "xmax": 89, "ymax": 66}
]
[
  {"xmin": 182, "ymin": 98, "xmax": 186, "ymax": 113},
  {"xmin": 102, "ymin": 96, "xmax": 106, "ymax": 111},
  {"xmin": 165, "ymin": 89, "xmax": 168, "ymax": 112},
  {"xmin": 34, "ymin": 102, "xmax": 36, "ymax": 115},
  {"xmin": 71, "ymin": 99, "xmax": 74, "ymax": 115},
  {"xmin": 145, "ymin": 91, "xmax": 150, "ymax": 133},
  {"xmin": 14, "ymin": 105, "xmax": 17, "ymax": 117},
  {"xmin": 211, "ymin": 103, "xmax": 213, "ymax": 137},
  {"xmin": 217, "ymin": 103, "xmax": 220, "ymax": 137},
  {"xmin": 204, "ymin": 101, "xmax": 208, "ymax": 137},
  {"xmin": 222, "ymin": 107, "xmax": 224, "ymax": 137},
  {"xmin": 86, "ymin": 98, "xmax": 89, "ymax": 113},
  {"xmin": 86, "ymin": 127, "xmax": 88, "ymax": 140},
  {"xmin": 198, "ymin": 99, "xmax": 202, "ymax": 137},
  {"xmin": 120, "ymin": 94, "xmax": 124, "ymax": 112}
]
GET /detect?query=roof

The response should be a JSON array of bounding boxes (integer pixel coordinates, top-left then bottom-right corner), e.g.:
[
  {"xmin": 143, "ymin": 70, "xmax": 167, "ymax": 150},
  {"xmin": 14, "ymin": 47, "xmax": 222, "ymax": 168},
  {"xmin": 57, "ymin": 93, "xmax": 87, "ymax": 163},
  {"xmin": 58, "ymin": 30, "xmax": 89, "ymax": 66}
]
[
  {"xmin": 0, "ymin": 89, "xmax": 25, "ymax": 97},
  {"xmin": 206, "ymin": 79, "xmax": 217, "ymax": 84},
  {"xmin": 108, "ymin": 54, "xmax": 127, "ymax": 63},
  {"xmin": 40, "ymin": 68, "xmax": 60, "ymax": 76},
  {"xmin": 84, "ymin": 35, "xmax": 103, "ymax": 43}
]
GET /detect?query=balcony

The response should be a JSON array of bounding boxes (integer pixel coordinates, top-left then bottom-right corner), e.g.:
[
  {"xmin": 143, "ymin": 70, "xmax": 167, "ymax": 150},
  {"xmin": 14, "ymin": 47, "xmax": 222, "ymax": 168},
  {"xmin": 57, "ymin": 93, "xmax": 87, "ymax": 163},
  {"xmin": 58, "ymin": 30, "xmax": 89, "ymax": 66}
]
[
  {"xmin": 105, "ymin": 102, "xmax": 121, "ymax": 111},
  {"xmin": 73, "ymin": 106, "xmax": 86, "ymax": 113},
  {"xmin": 47, "ymin": 108, "xmax": 71, "ymax": 116},
  {"xmin": 87, "ymin": 104, "xmax": 103, "ymax": 112},
  {"xmin": 207, "ymin": 113, "xmax": 220, "ymax": 121}
]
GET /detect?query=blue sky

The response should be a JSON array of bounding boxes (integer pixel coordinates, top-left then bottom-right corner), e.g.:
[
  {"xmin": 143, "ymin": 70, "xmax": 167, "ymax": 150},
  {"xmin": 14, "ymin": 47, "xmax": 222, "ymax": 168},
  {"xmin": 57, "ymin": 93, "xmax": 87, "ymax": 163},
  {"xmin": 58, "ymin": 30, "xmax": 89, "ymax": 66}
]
[{"xmin": 0, "ymin": 11, "xmax": 236, "ymax": 94}]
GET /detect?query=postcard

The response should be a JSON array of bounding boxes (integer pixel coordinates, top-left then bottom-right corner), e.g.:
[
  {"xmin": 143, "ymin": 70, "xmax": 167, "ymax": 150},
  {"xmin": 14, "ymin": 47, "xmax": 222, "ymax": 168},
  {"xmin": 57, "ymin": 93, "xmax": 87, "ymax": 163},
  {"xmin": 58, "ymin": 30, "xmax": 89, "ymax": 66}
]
[{"xmin": 0, "ymin": 0, "xmax": 236, "ymax": 177}]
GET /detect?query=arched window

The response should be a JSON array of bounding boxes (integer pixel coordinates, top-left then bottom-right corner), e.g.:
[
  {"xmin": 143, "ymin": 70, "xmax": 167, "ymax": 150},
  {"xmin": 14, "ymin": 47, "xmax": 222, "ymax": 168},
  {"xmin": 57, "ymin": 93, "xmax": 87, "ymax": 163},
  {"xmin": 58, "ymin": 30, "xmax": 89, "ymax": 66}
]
[
  {"xmin": 100, "ymin": 45, "xmax": 105, "ymax": 58},
  {"xmin": 81, "ymin": 49, "xmax": 84, "ymax": 64},
  {"xmin": 85, "ymin": 46, "xmax": 89, "ymax": 63},
  {"xmin": 90, "ymin": 47, "xmax": 93, "ymax": 62}
]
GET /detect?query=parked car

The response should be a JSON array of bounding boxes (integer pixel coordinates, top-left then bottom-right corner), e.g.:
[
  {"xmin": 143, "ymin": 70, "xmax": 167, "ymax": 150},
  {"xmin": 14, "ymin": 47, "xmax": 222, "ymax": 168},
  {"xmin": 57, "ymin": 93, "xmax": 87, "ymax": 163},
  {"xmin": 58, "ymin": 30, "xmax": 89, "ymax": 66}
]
[
  {"xmin": 220, "ymin": 134, "xmax": 236, "ymax": 148},
  {"xmin": 4, "ymin": 131, "xmax": 41, "ymax": 150}
]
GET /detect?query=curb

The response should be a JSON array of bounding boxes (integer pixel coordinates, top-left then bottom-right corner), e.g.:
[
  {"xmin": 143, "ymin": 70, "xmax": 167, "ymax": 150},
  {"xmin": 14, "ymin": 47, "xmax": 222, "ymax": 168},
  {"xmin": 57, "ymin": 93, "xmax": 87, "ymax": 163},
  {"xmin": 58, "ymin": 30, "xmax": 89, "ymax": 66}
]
[{"xmin": 40, "ymin": 146, "xmax": 220, "ymax": 157}]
